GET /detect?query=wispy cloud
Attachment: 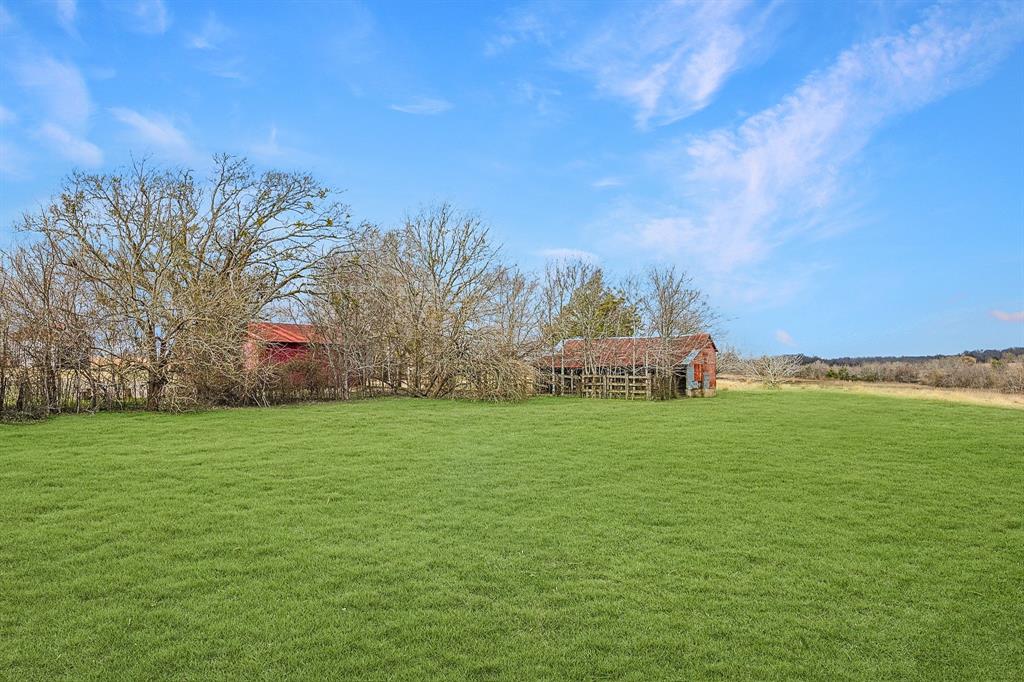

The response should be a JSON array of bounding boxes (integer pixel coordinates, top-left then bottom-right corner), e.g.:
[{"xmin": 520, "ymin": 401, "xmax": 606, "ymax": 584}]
[
  {"xmin": 991, "ymin": 310, "xmax": 1024, "ymax": 323},
  {"xmin": 0, "ymin": 104, "xmax": 16, "ymax": 125},
  {"xmin": 184, "ymin": 12, "xmax": 246, "ymax": 79},
  {"xmin": 775, "ymin": 329, "xmax": 796, "ymax": 347},
  {"xmin": 539, "ymin": 247, "xmax": 599, "ymax": 263},
  {"xmin": 389, "ymin": 98, "xmax": 453, "ymax": 115},
  {"xmin": 37, "ymin": 122, "xmax": 102, "ymax": 166},
  {"xmin": 592, "ymin": 177, "xmax": 623, "ymax": 189},
  {"xmin": 484, "ymin": 5, "xmax": 557, "ymax": 57},
  {"xmin": 7, "ymin": 50, "xmax": 102, "ymax": 165},
  {"xmin": 199, "ymin": 55, "xmax": 246, "ymax": 82},
  {"xmin": 11, "ymin": 55, "xmax": 91, "ymax": 127},
  {"xmin": 53, "ymin": 0, "xmax": 76, "ymax": 34},
  {"xmin": 188, "ymin": 12, "xmax": 230, "ymax": 50},
  {"xmin": 110, "ymin": 107, "xmax": 193, "ymax": 160},
  {"xmin": 127, "ymin": 0, "xmax": 169, "ymax": 35},
  {"xmin": 565, "ymin": 0, "xmax": 778, "ymax": 127},
  {"xmin": 250, "ymin": 125, "xmax": 284, "ymax": 158},
  {"xmin": 516, "ymin": 80, "xmax": 562, "ymax": 117},
  {"xmin": 248, "ymin": 125, "xmax": 317, "ymax": 165},
  {"xmin": 325, "ymin": 2, "xmax": 377, "ymax": 68},
  {"xmin": 624, "ymin": 2, "xmax": 1024, "ymax": 272}
]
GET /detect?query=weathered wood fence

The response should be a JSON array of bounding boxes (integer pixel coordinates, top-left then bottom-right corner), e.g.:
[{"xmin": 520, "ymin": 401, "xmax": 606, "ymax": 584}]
[
  {"xmin": 539, "ymin": 372, "xmax": 678, "ymax": 400},
  {"xmin": 581, "ymin": 374, "xmax": 651, "ymax": 399}
]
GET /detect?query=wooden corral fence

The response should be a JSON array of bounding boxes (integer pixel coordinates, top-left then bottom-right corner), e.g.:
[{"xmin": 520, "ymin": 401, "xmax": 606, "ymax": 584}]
[
  {"xmin": 582, "ymin": 374, "xmax": 649, "ymax": 399},
  {"xmin": 540, "ymin": 373, "xmax": 678, "ymax": 400}
]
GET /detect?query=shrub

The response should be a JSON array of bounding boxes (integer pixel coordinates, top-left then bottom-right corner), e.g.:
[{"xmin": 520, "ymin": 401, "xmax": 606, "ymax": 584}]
[
  {"xmin": 276, "ymin": 357, "xmax": 330, "ymax": 393},
  {"xmin": 797, "ymin": 361, "xmax": 830, "ymax": 380},
  {"xmin": 1002, "ymin": 363, "xmax": 1024, "ymax": 394}
]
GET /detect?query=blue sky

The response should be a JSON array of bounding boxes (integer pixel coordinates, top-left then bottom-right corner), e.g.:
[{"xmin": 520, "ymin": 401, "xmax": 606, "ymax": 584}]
[{"xmin": 1, "ymin": 0, "xmax": 1022, "ymax": 356}]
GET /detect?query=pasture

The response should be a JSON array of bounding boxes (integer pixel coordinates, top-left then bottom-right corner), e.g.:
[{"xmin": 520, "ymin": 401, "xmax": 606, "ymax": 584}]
[{"xmin": 1, "ymin": 391, "xmax": 1022, "ymax": 679}]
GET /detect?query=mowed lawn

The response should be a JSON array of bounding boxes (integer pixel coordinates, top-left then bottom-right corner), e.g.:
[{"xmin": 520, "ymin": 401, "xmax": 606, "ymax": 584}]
[{"xmin": 1, "ymin": 392, "xmax": 1022, "ymax": 680}]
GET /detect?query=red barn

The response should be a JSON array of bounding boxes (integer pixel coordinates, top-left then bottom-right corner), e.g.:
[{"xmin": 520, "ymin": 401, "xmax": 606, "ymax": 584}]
[{"xmin": 244, "ymin": 322, "xmax": 324, "ymax": 368}]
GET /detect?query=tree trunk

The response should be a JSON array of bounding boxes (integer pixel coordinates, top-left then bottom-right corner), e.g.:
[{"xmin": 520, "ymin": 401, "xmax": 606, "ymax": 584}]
[{"xmin": 146, "ymin": 370, "xmax": 166, "ymax": 410}]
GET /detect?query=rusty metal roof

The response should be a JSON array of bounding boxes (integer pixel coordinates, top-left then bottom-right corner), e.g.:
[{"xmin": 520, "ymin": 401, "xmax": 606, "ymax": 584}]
[
  {"xmin": 247, "ymin": 322, "xmax": 321, "ymax": 344},
  {"xmin": 540, "ymin": 334, "xmax": 715, "ymax": 369}
]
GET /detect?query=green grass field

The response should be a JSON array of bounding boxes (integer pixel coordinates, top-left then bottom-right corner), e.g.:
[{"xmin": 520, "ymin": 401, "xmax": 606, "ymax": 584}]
[{"xmin": 2, "ymin": 391, "xmax": 1022, "ymax": 680}]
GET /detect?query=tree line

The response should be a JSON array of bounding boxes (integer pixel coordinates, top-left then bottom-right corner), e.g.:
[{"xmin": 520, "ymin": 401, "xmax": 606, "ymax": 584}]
[
  {"xmin": 795, "ymin": 356, "xmax": 1024, "ymax": 393},
  {"xmin": 0, "ymin": 156, "xmax": 717, "ymax": 417},
  {"xmin": 795, "ymin": 348, "xmax": 1024, "ymax": 365}
]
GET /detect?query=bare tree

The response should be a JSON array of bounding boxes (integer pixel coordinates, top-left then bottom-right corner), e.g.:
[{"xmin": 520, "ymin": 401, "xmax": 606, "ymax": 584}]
[
  {"xmin": 308, "ymin": 203, "xmax": 538, "ymax": 401},
  {"xmin": 538, "ymin": 258, "xmax": 597, "ymax": 392},
  {"xmin": 551, "ymin": 268, "xmax": 640, "ymax": 374},
  {"xmin": 21, "ymin": 155, "xmax": 349, "ymax": 409},
  {"xmin": 642, "ymin": 265, "xmax": 716, "ymax": 337},
  {"xmin": 641, "ymin": 265, "xmax": 717, "ymax": 377},
  {"xmin": 307, "ymin": 225, "xmax": 396, "ymax": 398},
  {"xmin": 7, "ymin": 155, "xmax": 730, "ymax": 413},
  {"xmin": 0, "ymin": 260, "xmax": 9, "ymax": 413},
  {"xmin": 0, "ymin": 243, "xmax": 96, "ymax": 416},
  {"xmin": 716, "ymin": 344, "xmax": 744, "ymax": 375},
  {"xmin": 742, "ymin": 354, "xmax": 801, "ymax": 388},
  {"xmin": 465, "ymin": 267, "xmax": 541, "ymax": 400}
]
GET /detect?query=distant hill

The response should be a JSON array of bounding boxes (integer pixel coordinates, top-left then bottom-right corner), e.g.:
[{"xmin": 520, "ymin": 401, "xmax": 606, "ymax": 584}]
[{"xmin": 797, "ymin": 348, "xmax": 1024, "ymax": 365}]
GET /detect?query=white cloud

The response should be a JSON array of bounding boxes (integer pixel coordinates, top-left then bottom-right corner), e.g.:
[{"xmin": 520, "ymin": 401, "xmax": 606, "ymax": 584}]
[
  {"xmin": 129, "ymin": 0, "xmax": 169, "ymax": 35},
  {"xmin": 565, "ymin": 0, "xmax": 777, "ymax": 127},
  {"xmin": 188, "ymin": 12, "xmax": 230, "ymax": 50},
  {"xmin": 4, "ymin": 40, "xmax": 102, "ymax": 169},
  {"xmin": 37, "ymin": 122, "xmax": 102, "ymax": 166},
  {"xmin": 539, "ymin": 248, "xmax": 599, "ymax": 263},
  {"xmin": 625, "ymin": 2, "xmax": 1024, "ymax": 272},
  {"xmin": 592, "ymin": 177, "xmax": 623, "ymax": 189},
  {"xmin": 991, "ymin": 310, "xmax": 1024, "ymax": 323},
  {"xmin": 110, "ymin": 108, "xmax": 193, "ymax": 160},
  {"xmin": 54, "ymin": 0, "xmax": 76, "ymax": 33},
  {"xmin": 12, "ymin": 55, "xmax": 91, "ymax": 127},
  {"xmin": 389, "ymin": 98, "xmax": 453, "ymax": 115},
  {"xmin": 775, "ymin": 329, "xmax": 796, "ymax": 347}
]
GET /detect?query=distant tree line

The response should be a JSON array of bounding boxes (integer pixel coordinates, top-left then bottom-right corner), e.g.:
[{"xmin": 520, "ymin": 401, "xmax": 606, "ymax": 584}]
[
  {"xmin": 795, "ymin": 348, "xmax": 1024, "ymax": 365},
  {"xmin": 795, "ymin": 356, "xmax": 1024, "ymax": 394},
  {"xmin": 0, "ymin": 156, "xmax": 717, "ymax": 418},
  {"xmin": 719, "ymin": 348, "xmax": 1023, "ymax": 394}
]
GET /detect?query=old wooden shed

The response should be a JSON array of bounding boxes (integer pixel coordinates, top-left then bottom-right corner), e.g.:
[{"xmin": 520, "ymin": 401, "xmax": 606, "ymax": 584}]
[{"xmin": 537, "ymin": 334, "xmax": 717, "ymax": 399}]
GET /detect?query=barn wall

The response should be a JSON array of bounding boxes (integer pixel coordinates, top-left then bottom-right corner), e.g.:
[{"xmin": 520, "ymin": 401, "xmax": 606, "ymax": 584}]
[
  {"xmin": 682, "ymin": 346, "xmax": 717, "ymax": 397},
  {"xmin": 704, "ymin": 346, "xmax": 717, "ymax": 389},
  {"xmin": 263, "ymin": 342, "xmax": 313, "ymax": 365}
]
